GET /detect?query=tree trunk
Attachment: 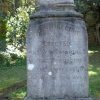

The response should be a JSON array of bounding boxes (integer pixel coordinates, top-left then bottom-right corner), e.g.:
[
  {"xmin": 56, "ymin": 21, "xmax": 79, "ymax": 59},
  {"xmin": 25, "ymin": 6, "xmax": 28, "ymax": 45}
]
[{"xmin": 96, "ymin": 23, "xmax": 100, "ymax": 44}]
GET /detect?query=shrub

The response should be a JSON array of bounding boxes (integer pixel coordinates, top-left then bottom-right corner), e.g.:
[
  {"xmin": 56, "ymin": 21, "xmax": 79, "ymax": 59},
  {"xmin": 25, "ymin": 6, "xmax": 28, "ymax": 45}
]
[{"xmin": 6, "ymin": 6, "xmax": 35, "ymax": 52}]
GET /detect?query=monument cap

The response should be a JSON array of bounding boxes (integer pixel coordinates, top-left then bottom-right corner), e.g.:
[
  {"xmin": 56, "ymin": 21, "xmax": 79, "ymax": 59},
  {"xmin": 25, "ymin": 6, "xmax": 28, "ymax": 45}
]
[{"xmin": 37, "ymin": 0, "xmax": 74, "ymax": 5}]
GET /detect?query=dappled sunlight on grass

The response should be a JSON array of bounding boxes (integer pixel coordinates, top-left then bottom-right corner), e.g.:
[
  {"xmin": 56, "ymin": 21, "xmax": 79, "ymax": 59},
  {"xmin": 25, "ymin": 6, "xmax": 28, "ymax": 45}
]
[
  {"xmin": 11, "ymin": 91, "xmax": 26, "ymax": 99},
  {"xmin": 88, "ymin": 46, "xmax": 100, "ymax": 97},
  {"xmin": 88, "ymin": 50, "xmax": 99, "ymax": 55},
  {"xmin": 89, "ymin": 71, "xmax": 98, "ymax": 76},
  {"xmin": 88, "ymin": 64, "xmax": 94, "ymax": 70},
  {"xmin": 9, "ymin": 87, "xmax": 26, "ymax": 100}
]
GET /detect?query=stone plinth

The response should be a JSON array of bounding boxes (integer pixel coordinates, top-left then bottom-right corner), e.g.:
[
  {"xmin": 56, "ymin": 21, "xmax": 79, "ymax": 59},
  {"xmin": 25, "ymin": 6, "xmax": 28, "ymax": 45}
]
[{"xmin": 25, "ymin": 0, "xmax": 92, "ymax": 100}]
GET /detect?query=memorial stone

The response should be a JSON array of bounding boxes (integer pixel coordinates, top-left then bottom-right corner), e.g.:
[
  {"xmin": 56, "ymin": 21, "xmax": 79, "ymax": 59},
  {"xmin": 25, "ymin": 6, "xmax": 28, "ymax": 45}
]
[{"xmin": 25, "ymin": 0, "xmax": 92, "ymax": 100}]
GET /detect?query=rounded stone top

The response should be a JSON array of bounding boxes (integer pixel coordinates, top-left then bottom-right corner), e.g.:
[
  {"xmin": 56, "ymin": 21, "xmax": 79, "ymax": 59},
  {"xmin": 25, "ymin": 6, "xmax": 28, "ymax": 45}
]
[{"xmin": 37, "ymin": 0, "xmax": 74, "ymax": 5}]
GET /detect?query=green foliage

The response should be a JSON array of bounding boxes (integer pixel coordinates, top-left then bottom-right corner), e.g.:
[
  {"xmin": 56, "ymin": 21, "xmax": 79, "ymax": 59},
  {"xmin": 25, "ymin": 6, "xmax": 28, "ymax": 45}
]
[
  {"xmin": 75, "ymin": 0, "xmax": 100, "ymax": 21},
  {"xmin": 88, "ymin": 0, "xmax": 100, "ymax": 6},
  {"xmin": 6, "ymin": 6, "xmax": 35, "ymax": 51},
  {"xmin": 0, "ymin": 51, "xmax": 26, "ymax": 68},
  {"xmin": 9, "ymin": 87, "xmax": 26, "ymax": 100},
  {"xmin": 6, "ymin": 7, "xmax": 28, "ymax": 51},
  {"xmin": 75, "ymin": 0, "xmax": 100, "ymax": 44},
  {"xmin": 0, "ymin": 52, "xmax": 10, "ymax": 67}
]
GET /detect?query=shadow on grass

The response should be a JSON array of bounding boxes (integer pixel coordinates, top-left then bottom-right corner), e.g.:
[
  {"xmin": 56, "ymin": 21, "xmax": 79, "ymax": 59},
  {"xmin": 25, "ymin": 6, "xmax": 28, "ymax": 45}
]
[
  {"xmin": 89, "ymin": 46, "xmax": 100, "ymax": 97},
  {"xmin": 0, "ymin": 58, "xmax": 27, "ymax": 99}
]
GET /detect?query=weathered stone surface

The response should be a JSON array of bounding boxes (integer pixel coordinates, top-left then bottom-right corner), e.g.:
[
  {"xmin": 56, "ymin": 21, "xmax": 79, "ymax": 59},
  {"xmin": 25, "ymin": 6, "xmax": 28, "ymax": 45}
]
[
  {"xmin": 26, "ymin": 17, "xmax": 89, "ymax": 99},
  {"xmin": 37, "ymin": 0, "xmax": 74, "ymax": 5},
  {"xmin": 25, "ymin": 0, "xmax": 91, "ymax": 100}
]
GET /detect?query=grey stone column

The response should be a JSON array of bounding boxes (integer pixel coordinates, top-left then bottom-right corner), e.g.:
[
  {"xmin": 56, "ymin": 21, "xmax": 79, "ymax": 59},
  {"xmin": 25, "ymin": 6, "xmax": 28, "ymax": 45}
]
[{"xmin": 25, "ymin": 0, "xmax": 92, "ymax": 100}]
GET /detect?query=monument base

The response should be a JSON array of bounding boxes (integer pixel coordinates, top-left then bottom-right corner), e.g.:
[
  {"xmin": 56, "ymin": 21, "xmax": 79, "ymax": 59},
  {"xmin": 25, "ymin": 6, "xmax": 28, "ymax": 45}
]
[{"xmin": 24, "ymin": 97, "xmax": 93, "ymax": 100}]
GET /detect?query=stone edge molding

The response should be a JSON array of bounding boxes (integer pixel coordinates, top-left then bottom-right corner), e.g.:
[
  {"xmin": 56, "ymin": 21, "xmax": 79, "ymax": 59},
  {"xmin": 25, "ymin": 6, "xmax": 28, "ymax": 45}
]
[
  {"xmin": 30, "ymin": 4, "xmax": 83, "ymax": 19},
  {"xmin": 37, "ymin": 0, "xmax": 74, "ymax": 5},
  {"xmin": 24, "ymin": 97, "xmax": 94, "ymax": 100}
]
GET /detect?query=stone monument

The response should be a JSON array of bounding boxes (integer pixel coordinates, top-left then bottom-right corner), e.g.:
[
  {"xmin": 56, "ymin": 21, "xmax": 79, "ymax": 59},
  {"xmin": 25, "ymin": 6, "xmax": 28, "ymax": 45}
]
[{"xmin": 25, "ymin": 0, "xmax": 92, "ymax": 100}]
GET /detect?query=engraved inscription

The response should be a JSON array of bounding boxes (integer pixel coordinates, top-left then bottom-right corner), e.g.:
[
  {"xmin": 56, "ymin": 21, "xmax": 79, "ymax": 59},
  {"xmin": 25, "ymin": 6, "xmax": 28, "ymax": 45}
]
[{"xmin": 27, "ymin": 19, "xmax": 88, "ymax": 97}]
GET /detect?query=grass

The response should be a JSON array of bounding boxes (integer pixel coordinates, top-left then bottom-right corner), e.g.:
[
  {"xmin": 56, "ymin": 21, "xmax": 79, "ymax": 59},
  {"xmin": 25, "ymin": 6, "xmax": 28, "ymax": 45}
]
[
  {"xmin": 88, "ymin": 46, "xmax": 100, "ymax": 97},
  {"xmin": 9, "ymin": 87, "xmax": 26, "ymax": 100},
  {"xmin": 0, "ymin": 56, "xmax": 27, "ymax": 98},
  {"xmin": 0, "ymin": 66, "xmax": 26, "ymax": 91},
  {"xmin": 0, "ymin": 46, "xmax": 100, "ymax": 99}
]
